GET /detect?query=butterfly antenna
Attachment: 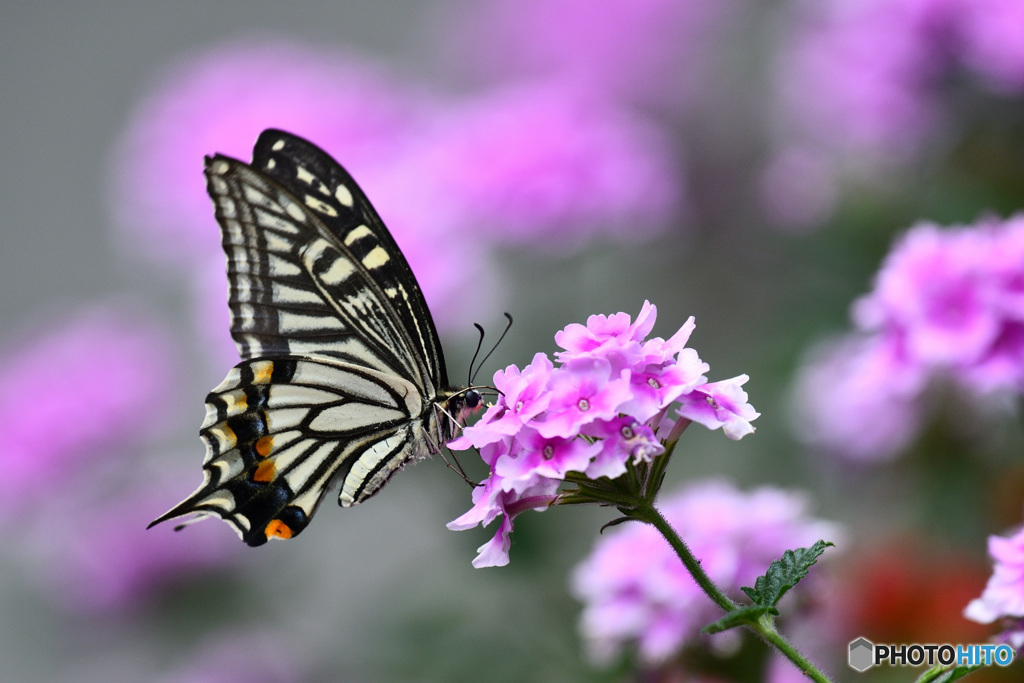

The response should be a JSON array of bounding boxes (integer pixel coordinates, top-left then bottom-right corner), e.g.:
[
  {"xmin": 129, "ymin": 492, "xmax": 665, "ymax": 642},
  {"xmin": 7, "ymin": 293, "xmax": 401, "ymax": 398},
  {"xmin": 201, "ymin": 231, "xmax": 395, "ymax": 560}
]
[
  {"xmin": 470, "ymin": 313, "xmax": 513, "ymax": 384},
  {"xmin": 468, "ymin": 323, "xmax": 486, "ymax": 386}
]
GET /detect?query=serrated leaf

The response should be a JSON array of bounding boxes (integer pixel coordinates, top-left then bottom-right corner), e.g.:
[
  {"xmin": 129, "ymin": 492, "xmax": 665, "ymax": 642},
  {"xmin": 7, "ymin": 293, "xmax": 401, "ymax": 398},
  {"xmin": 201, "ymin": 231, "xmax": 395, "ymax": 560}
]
[
  {"xmin": 741, "ymin": 540, "xmax": 834, "ymax": 607},
  {"xmin": 701, "ymin": 605, "xmax": 778, "ymax": 634}
]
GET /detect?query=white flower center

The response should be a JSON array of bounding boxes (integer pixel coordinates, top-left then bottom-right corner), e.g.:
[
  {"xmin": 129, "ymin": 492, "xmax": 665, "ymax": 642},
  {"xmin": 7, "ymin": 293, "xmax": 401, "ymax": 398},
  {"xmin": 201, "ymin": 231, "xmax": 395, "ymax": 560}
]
[{"xmin": 577, "ymin": 398, "xmax": 590, "ymax": 411}]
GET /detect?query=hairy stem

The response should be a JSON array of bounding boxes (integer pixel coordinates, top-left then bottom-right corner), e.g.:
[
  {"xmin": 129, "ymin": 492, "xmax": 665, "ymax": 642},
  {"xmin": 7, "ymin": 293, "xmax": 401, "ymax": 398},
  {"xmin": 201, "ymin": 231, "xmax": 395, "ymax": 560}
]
[{"xmin": 636, "ymin": 502, "xmax": 833, "ymax": 683}]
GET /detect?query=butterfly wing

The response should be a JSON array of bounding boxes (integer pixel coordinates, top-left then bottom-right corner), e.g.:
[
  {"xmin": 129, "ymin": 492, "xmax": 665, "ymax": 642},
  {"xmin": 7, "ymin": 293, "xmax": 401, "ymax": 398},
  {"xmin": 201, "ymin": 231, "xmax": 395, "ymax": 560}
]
[
  {"xmin": 207, "ymin": 130, "xmax": 445, "ymax": 390},
  {"xmin": 251, "ymin": 130, "xmax": 448, "ymax": 391},
  {"xmin": 151, "ymin": 356, "xmax": 441, "ymax": 546},
  {"xmin": 150, "ymin": 131, "xmax": 457, "ymax": 546}
]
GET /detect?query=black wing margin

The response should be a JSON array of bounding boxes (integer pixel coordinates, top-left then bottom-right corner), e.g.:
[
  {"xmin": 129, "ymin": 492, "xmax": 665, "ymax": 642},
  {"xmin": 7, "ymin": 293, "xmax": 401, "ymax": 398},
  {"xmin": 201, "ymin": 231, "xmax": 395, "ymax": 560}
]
[
  {"xmin": 148, "ymin": 356, "xmax": 428, "ymax": 546},
  {"xmin": 251, "ymin": 129, "xmax": 449, "ymax": 392}
]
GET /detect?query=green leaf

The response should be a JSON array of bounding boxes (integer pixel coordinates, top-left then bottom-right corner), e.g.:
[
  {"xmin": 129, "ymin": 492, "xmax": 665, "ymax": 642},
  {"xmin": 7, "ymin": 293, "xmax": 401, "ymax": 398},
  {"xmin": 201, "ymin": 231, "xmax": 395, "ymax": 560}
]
[
  {"xmin": 914, "ymin": 663, "xmax": 985, "ymax": 683},
  {"xmin": 741, "ymin": 540, "xmax": 834, "ymax": 607},
  {"xmin": 701, "ymin": 604, "xmax": 778, "ymax": 634},
  {"xmin": 598, "ymin": 516, "xmax": 632, "ymax": 533}
]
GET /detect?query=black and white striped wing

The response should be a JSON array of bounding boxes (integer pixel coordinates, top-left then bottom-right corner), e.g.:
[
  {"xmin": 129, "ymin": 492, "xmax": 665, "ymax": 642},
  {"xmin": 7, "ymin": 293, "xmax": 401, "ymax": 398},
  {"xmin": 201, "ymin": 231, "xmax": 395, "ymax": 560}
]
[
  {"xmin": 152, "ymin": 357, "xmax": 438, "ymax": 546},
  {"xmin": 208, "ymin": 129, "xmax": 447, "ymax": 392},
  {"xmin": 150, "ymin": 130, "xmax": 458, "ymax": 546}
]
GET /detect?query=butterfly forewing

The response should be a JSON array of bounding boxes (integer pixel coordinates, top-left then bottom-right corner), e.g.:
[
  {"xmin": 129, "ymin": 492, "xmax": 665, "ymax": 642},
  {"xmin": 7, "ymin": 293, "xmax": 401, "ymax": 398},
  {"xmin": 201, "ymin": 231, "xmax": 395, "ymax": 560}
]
[
  {"xmin": 150, "ymin": 130, "xmax": 461, "ymax": 546},
  {"xmin": 207, "ymin": 154, "xmax": 425, "ymax": 385},
  {"xmin": 252, "ymin": 131, "xmax": 447, "ymax": 391}
]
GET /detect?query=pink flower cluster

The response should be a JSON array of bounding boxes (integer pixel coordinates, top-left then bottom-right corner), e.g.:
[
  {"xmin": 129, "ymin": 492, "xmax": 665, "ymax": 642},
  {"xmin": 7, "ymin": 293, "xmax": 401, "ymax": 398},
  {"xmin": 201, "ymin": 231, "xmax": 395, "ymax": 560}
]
[
  {"xmin": 571, "ymin": 480, "xmax": 840, "ymax": 664},
  {"xmin": 965, "ymin": 520, "xmax": 1024, "ymax": 649},
  {"xmin": 447, "ymin": 302, "xmax": 759, "ymax": 567},
  {"xmin": 792, "ymin": 215, "xmax": 1024, "ymax": 460}
]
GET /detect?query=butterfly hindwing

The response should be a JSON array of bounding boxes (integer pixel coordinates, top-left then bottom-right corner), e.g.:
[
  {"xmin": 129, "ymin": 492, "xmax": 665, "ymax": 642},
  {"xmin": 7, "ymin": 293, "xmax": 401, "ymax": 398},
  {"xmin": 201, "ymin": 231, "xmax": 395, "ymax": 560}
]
[
  {"xmin": 150, "ymin": 356, "xmax": 438, "ymax": 546},
  {"xmin": 150, "ymin": 130, "xmax": 463, "ymax": 546}
]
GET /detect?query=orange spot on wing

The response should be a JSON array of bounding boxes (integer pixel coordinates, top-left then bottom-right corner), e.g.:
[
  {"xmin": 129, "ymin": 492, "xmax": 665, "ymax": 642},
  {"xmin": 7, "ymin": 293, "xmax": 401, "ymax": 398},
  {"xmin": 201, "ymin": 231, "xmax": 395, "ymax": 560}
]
[
  {"xmin": 255, "ymin": 435, "xmax": 274, "ymax": 457},
  {"xmin": 265, "ymin": 519, "xmax": 293, "ymax": 540},
  {"xmin": 253, "ymin": 460, "xmax": 276, "ymax": 482},
  {"xmin": 253, "ymin": 361, "xmax": 274, "ymax": 384}
]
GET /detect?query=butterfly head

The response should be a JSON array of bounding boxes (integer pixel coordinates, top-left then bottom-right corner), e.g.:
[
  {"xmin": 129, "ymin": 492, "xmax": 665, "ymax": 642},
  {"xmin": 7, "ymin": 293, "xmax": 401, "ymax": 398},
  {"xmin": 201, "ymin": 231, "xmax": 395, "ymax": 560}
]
[{"xmin": 446, "ymin": 387, "xmax": 485, "ymax": 423}]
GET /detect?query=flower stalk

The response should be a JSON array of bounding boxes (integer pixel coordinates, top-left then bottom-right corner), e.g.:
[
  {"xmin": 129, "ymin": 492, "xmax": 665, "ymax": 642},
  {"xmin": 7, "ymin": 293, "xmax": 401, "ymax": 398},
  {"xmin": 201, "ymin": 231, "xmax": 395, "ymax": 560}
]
[
  {"xmin": 637, "ymin": 493, "xmax": 833, "ymax": 683},
  {"xmin": 564, "ymin": 446, "xmax": 834, "ymax": 682}
]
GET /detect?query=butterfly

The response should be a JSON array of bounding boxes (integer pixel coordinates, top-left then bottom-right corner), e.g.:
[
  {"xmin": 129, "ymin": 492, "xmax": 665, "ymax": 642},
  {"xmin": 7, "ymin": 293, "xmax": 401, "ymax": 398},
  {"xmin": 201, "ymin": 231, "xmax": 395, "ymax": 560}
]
[{"xmin": 150, "ymin": 129, "xmax": 481, "ymax": 546}]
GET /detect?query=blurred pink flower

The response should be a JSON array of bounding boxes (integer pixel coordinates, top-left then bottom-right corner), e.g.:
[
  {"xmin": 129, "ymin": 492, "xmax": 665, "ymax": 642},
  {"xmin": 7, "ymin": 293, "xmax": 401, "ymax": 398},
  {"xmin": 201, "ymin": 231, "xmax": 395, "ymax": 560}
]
[
  {"xmin": 452, "ymin": 0, "xmax": 738, "ymax": 112},
  {"xmin": 855, "ymin": 217, "xmax": 1024, "ymax": 391},
  {"xmin": 790, "ymin": 335, "xmax": 926, "ymax": 462},
  {"xmin": 965, "ymin": 520, "xmax": 1024, "ymax": 649},
  {"xmin": 772, "ymin": 0, "xmax": 944, "ymax": 165},
  {"xmin": 792, "ymin": 215, "xmax": 1024, "ymax": 460},
  {"xmin": 853, "ymin": 222, "xmax": 1002, "ymax": 366},
  {"xmin": 39, "ymin": 482, "xmax": 238, "ymax": 613},
  {"xmin": 413, "ymin": 82, "xmax": 682, "ymax": 247},
  {"xmin": 112, "ymin": 42, "xmax": 684, "ymax": 337},
  {"xmin": 0, "ymin": 305, "xmax": 176, "ymax": 510},
  {"xmin": 765, "ymin": 0, "xmax": 1024, "ymax": 227},
  {"xmin": 571, "ymin": 480, "xmax": 840, "ymax": 665}
]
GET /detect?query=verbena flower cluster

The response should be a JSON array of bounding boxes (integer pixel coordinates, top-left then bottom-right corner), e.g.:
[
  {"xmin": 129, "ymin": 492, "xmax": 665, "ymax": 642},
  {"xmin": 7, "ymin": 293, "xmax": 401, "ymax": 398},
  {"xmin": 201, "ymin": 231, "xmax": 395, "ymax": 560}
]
[
  {"xmin": 965, "ymin": 519, "xmax": 1024, "ymax": 649},
  {"xmin": 448, "ymin": 302, "xmax": 759, "ymax": 567},
  {"xmin": 571, "ymin": 480, "xmax": 840, "ymax": 665},
  {"xmin": 792, "ymin": 215, "xmax": 1024, "ymax": 460}
]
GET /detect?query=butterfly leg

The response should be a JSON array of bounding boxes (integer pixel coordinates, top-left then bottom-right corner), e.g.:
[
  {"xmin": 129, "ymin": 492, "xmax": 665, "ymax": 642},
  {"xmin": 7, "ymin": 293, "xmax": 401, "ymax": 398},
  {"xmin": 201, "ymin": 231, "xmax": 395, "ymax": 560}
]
[{"xmin": 427, "ymin": 405, "xmax": 479, "ymax": 488}]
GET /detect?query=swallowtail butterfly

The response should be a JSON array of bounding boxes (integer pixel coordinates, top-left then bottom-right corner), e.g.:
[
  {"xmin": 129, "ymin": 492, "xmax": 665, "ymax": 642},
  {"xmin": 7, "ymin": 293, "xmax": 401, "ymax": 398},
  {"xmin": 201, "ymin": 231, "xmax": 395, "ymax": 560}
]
[{"xmin": 150, "ymin": 130, "xmax": 480, "ymax": 546}]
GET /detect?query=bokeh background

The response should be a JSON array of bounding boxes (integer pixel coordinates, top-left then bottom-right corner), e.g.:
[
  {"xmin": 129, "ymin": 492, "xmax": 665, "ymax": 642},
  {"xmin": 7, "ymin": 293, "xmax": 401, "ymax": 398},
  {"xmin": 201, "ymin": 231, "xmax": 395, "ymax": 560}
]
[{"xmin": 3, "ymin": 1, "xmax": 1023, "ymax": 681}]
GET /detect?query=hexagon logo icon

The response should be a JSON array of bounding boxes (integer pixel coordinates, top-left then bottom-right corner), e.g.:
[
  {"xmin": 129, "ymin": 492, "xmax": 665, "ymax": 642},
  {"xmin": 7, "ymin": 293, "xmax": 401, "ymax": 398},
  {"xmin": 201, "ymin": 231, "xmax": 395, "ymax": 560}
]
[{"xmin": 849, "ymin": 637, "xmax": 875, "ymax": 672}]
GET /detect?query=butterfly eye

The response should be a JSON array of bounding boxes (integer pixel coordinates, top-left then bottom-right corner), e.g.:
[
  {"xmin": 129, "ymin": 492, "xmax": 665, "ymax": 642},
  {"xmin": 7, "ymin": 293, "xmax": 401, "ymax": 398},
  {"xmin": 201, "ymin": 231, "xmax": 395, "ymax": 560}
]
[{"xmin": 464, "ymin": 389, "xmax": 482, "ymax": 411}]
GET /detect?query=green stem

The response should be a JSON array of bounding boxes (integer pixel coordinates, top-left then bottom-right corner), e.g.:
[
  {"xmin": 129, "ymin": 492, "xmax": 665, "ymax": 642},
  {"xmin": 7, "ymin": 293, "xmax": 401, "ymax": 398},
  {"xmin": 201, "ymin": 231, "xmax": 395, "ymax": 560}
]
[
  {"xmin": 756, "ymin": 618, "xmax": 832, "ymax": 683},
  {"xmin": 636, "ymin": 501, "xmax": 736, "ymax": 613},
  {"xmin": 637, "ymin": 502, "xmax": 833, "ymax": 683}
]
